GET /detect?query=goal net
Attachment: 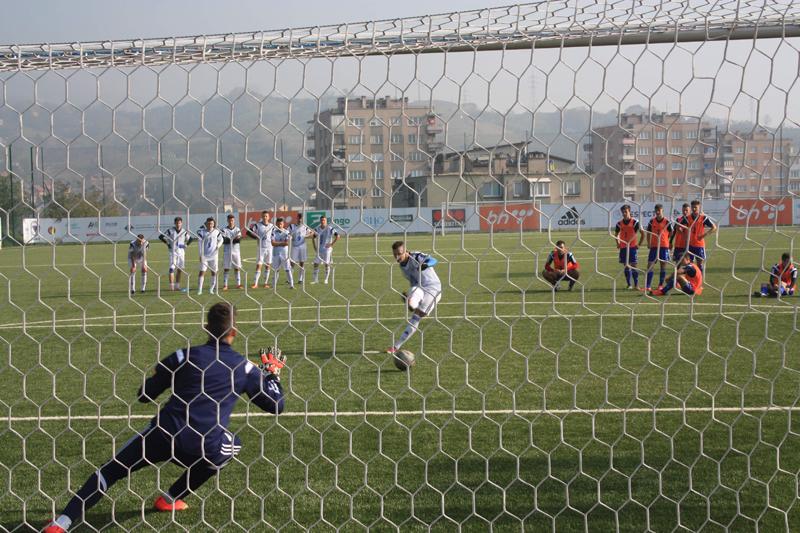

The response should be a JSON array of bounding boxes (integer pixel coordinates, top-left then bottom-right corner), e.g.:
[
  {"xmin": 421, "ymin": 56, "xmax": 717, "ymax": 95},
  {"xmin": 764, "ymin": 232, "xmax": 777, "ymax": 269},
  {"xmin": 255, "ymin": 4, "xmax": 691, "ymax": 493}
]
[{"xmin": 1, "ymin": 1, "xmax": 799, "ymax": 529}]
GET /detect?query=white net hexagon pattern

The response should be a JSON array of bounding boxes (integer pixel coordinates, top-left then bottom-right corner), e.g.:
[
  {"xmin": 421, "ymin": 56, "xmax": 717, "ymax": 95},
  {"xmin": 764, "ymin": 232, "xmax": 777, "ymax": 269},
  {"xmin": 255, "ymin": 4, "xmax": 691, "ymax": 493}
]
[{"xmin": 1, "ymin": 1, "xmax": 800, "ymax": 530}]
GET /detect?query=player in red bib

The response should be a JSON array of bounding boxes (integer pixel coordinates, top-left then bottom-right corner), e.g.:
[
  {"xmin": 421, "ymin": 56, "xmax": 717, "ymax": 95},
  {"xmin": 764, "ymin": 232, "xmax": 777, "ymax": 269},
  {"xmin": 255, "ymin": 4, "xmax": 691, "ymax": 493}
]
[
  {"xmin": 652, "ymin": 254, "xmax": 703, "ymax": 296},
  {"xmin": 614, "ymin": 204, "xmax": 644, "ymax": 290},
  {"xmin": 687, "ymin": 199, "xmax": 716, "ymax": 273},
  {"xmin": 756, "ymin": 253, "xmax": 797, "ymax": 297},
  {"xmin": 542, "ymin": 240, "xmax": 580, "ymax": 291},
  {"xmin": 640, "ymin": 203, "xmax": 672, "ymax": 292},
  {"xmin": 670, "ymin": 203, "xmax": 691, "ymax": 263}
]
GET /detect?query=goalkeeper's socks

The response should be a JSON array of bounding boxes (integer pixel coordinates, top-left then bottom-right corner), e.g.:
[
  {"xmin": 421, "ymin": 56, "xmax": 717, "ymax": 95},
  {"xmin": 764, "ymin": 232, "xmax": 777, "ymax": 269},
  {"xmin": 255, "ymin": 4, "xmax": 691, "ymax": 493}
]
[
  {"xmin": 395, "ymin": 314, "xmax": 421, "ymax": 349},
  {"xmin": 624, "ymin": 267, "xmax": 631, "ymax": 287},
  {"xmin": 141, "ymin": 273, "xmax": 147, "ymax": 292},
  {"xmin": 253, "ymin": 270, "xmax": 261, "ymax": 286}
]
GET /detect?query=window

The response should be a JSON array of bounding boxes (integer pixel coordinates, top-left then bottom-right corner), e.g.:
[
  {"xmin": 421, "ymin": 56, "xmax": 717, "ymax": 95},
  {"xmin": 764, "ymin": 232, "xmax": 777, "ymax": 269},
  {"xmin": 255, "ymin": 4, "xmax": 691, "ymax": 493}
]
[
  {"xmin": 750, "ymin": 145, "xmax": 758, "ymax": 153},
  {"xmin": 669, "ymin": 146, "xmax": 682, "ymax": 155},
  {"xmin": 370, "ymin": 135, "xmax": 383, "ymax": 145},
  {"xmin": 408, "ymin": 134, "xmax": 418, "ymax": 145},
  {"xmin": 689, "ymin": 146, "xmax": 700, "ymax": 154},
  {"xmin": 407, "ymin": 116, "xmax": 423, "ymax": 126},
  {"xmin": 407, "ymin": 169, "xmax": 425, "ymax": 178},
  {"xmin": 348, "ymin": 153, "xmax": 364, "ymax": 162},
  {"xmin": 481, "ymin": 181, "xmax": 503, "ymax": 198},
  {"xmin": 655, "ymin": 130, "xmax": 666, "ymax": 139},
  {"xmin": 672, "ymin": 162, "xmax": 683, "ymax": 170},
  {"xmin": 749, "ymin": 159, "xmax": 758, "ymax": 166},
  {"xmin": 371, "ymin": 187, "xmax": 383, "ymax": 197},
  {"xmin": 348, "ymin": 118, "xmax": 364, "ymax": 127},
  {"xmin": 390, "ymin": 134, "xmax": 403, "ymax": 144},
  {"xmin": 656, "ymin": 178, "xmax": 666, "ymax": 186},
  {"xmin": 638, "ymin": 163, "xmax": 650, "ymax": 171},
  {"xmin": 672, "ymin": 176, "xmax": 682, "ymax": 186},
  {"xmin": 637, "ymin": 147, "xmax": 650, "ymax": 156},
  {"xmin": 656, "ymin": 162, "xmax": 666, "ymax": 170},
  {"xmin": 409, "ymin": 151, "xmax": 425, "ymax": 161},
  {"xmin": 764, "ymin": 185, "xmax": 772, "ymax": 192},
  {"xmin": 374, "ymin": 169, "xmax": 384, "ymax": 179},
  {"xmin": 750, "ymin": 184, "xmax": 758, "ymax": 192},
  {"xmin": 391, "ymin": 169, "xmax": 404, "ymax": 179},
  {"xmin": 638, "ymin": 179, "xmax": 651, "ymax": 187},
  {"xmin": 349, "ymin": 187, "xmax": 366, "ymax": 197},
  {"xmin": 390, "ymin": 152, "xmax": 403, "ymax": 161},
  {"xmin": 688, "ymin": 161, "xmax": 700, "ymax": 170},
  {"xmin": 348, "ymin": 135, "xmax": 363, "ymax": 144},
  {"xmin": 370, "ymin": 153, "xmax": 384, "ymax": 162},
  {"xmin": 348, "ymin": 170, "xmax": 367, "ymax": 180},
  {"xmin": 367, "ymin": 117, "xmax": 381, "ymax": 127},
  {"xmin": 791, "ymin": 169, "xmax": 800, "ymax": 178},
  {"xmin": 638, "ymin": 130, "xmax": 650, "ymax": 140},
  {"xmin": 686, "ymin": 130, "xmax": 698, "ymax": 139},
  {"xmin": 735, "ymin": 146, "xmax": 744, "ymax": 154},
  {"xmin": 789, "ymin": 181, "xmax": 800, "ymax": 191},
  {"xmin": 533, "ymin": 182, "xmax": 550, "ymax": 197},
  {"xmin": 735, "ymin": 184, "xmax": 747, "ymax": 192},
  {"xmin": 655, "ymin": 147, "xmax": 665, "ymax": 155},
  {"xmin": 390, "ymin": 117, "xmax": 401, "ymax": 126},
  {"xmin": 672, "ymin": 130, "xmax": 682, "ymax": 140},
  {"xmin": 563, "ymin": 180, "xmax": 580, "ymax": 196}
]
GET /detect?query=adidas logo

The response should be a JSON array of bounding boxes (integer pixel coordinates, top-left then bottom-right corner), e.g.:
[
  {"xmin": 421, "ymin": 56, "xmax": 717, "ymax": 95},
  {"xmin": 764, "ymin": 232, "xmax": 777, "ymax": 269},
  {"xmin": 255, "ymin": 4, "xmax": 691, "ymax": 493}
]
[{"xmin": 557, "ymin": 206, "xmax": 586, "ymax": 226}]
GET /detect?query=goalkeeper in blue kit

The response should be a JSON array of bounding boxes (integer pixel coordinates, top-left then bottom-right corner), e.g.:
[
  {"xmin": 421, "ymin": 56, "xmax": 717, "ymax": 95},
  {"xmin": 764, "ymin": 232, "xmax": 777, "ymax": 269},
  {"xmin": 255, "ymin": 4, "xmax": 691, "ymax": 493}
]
[{"xmin": 44, "ymin": 303, "xmax": 287, "ymax": 532}]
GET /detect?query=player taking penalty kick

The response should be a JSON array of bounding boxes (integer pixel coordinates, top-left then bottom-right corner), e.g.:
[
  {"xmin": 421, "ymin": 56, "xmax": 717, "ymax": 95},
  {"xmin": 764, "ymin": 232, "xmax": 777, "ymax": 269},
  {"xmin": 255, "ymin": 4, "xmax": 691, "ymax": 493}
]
[
  {"xmin": 43, "ymin": 303, "xmax": 286, "ymax": 533},
  {"xmin": 386, "ymin": 241, "xmax": 442, "ymax": 355}
]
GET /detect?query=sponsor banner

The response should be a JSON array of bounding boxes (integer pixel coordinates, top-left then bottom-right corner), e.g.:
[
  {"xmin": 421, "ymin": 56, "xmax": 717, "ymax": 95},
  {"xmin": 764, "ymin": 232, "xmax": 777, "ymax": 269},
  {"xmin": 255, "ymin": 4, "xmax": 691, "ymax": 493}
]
[
  {"xmin": 432, "ymin": 208, "xmax": 467, "ymax": 228},
  {"xmin": 479, "ymin": 203, "xmax": 540, "ymax": 232},
  {"xmin": 306, "ymin": 208, "xmax": 478, "ymax": 234},
  {"xmin": 729, "ymin": 198, "xmax": 793, "ymax": 226},
  {"xmin": 239, "ymin": 210, "xmax": 300, "ymax": 237},
  {"xmin": 23, "ymin": 214, "xmax": 219, "ymax": 244}
]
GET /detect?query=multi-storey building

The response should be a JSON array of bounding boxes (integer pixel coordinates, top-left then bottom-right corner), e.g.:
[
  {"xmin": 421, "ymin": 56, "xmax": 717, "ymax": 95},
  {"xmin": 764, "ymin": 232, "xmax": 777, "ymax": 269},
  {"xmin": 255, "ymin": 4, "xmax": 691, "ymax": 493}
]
[
  {"xmin": 307, "ymin": 96, "xmax": 441, "ymax": 209},
  {"xmin": 585, "ymin": 112, "xmax": 795, "ymax": 202}
]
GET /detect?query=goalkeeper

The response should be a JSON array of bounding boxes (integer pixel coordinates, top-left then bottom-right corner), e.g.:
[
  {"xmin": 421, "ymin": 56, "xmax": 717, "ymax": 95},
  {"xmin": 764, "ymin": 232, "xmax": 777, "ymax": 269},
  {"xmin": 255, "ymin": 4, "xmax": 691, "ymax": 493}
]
[{"xmin": 45, "ymin": 303, "xmax": 287, "ymax": 533}]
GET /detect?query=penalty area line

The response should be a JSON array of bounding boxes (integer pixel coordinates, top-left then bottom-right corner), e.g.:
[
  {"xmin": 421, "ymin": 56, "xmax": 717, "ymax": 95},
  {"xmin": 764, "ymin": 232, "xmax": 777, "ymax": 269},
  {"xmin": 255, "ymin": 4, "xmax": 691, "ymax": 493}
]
[{"xmin": 7, "ymin": 405, "xmax": 800, "ymax": 423}]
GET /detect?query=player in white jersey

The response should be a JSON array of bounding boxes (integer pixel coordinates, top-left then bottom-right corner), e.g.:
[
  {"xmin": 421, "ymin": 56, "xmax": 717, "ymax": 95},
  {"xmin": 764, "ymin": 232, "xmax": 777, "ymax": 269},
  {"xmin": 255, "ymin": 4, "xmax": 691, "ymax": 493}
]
[
  {"xmin": 196, "ymin": 217, "xmax": 224, "ymax": 295},
  {"xmin": 221, "ymin": 214, "xmax": 243, "ymax": 290},
  {"xmin": 270, "ymin": 217, "xmax": 294, "ymax": 289},
  {"xmin": 245, "ymin": 210, "xmax": 274, "ymax": 289},
  {"xmin": 128, "ymin": 234, "xmax": 150, "ymax": 294},
  {"xmin": 311, "ymin": 215, "xmax": 339, "ymax": 284},
  {"xmin": 387, "ymin": 241, "xmax": 442, "ymax": 355},
  {"xmin": 158, "ymin": 216, "xmax": 193, "ymax": 292},
  {"xmin": 289, "ymin": 213, "xmax": 316, "ymax": 284}
]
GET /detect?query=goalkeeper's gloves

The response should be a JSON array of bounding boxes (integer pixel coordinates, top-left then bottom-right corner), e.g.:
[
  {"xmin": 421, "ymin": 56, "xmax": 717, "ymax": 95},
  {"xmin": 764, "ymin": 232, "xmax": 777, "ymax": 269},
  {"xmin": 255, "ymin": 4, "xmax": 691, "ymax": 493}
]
[{"xmin": 259, "ymin": 346, "xmax": 287, "ymax": 378}]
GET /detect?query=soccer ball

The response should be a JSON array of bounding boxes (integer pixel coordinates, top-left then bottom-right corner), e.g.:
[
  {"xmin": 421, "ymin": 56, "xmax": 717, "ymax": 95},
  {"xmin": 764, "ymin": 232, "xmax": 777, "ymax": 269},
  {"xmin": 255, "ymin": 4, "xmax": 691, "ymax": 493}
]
[{"xmin": 393, "ymin": 349, "xmax": 415, "ymax": 371}]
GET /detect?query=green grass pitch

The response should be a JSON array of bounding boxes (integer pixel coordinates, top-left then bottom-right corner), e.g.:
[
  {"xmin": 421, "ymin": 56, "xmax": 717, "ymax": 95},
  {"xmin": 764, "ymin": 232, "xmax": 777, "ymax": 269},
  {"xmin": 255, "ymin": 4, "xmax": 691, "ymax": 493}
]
[{"xmin": 0, "ymin": 227, "xmax": 798, "ymax": 531}]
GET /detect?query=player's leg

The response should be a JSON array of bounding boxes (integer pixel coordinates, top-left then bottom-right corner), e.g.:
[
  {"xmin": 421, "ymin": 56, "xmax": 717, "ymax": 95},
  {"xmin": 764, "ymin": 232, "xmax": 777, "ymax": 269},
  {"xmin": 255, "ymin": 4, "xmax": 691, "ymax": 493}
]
[
  {"xmin": 129, "ymin": 262, "xmax": 137, "ymax": 294},
  {"xmin": 312, "ymin": 257, "xmax": 321, "ymax": 283},
  {"xmin": 141, "ymin": 264, "xmax": 148, "ymax": 293},
  {"xmin": 272, "ymin": 256, "xmax": 281, "ymax": 287},
  {"xmin": 209, "ymin": 261, "xmax": 218, "ymax": 293},
  {"xmin": 197, "ymin": 260, "xmax": 207, "ymax": 295},
  {"xmin": 285, "ymin": 257, "xmax": 295, "ymax": 288},
  {"xmin": 619, "ymin": 249, "xmax": 632, "ymax": 288},
  {"xmin": 391, "ymin": 287, "xmax": 438, "ymax": 352},
  {"xmin": 168, "ymin": 254, "xmax": 176, "ymax": 291},
  {"xmin": 297, "ymin": 261, "xmax": 305, "ymax": 283},
  {"xmin": 567, "ymin": 268, "xmax": 580, "ymax": 290},
  {"xmin": 542, "ymin": 269, "xmax": 558, "ymax": 286},
  {"xmin": 645, "ymin": 248, "xmax": 657, "ymax": 290},
  {"xmin": 223, "ymin": 268, "xmax": 230, "ymax": 290},
  {"xmin": 629, "ymin": 248, "xmax": 639, "ymax": 288},
  {"xmin": 252, "ymin": 261, "xmax": 262, "ymax": 288}
]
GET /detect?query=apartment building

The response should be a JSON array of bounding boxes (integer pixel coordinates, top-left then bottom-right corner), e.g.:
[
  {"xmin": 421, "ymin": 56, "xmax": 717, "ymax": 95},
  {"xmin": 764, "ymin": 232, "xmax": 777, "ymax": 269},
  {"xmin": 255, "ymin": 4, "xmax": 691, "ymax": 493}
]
[{"xmin": 307, "ymin": 96, "xmax": 441, "ymax": 209}]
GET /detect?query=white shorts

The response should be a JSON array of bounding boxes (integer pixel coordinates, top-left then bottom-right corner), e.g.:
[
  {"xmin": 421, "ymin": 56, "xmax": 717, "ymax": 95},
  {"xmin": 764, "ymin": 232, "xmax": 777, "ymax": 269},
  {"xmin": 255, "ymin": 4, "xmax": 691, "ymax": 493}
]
[
  {"xmin": 169, "ymin": 250, "xmax": 185, "ymax": 272},
  {"xmin": 199, "ymin": 256, "xmax": 219, "ymax": 273},
  {"xmin": 291, "ymin": 245, "xmax": 308, "ymax": 263},
  {"xmin": 314, "ymin": 247, "xmax": 333, "ymax": 265},
  {"xmin": 129, "ymin": 257, "xmax": 148, "ymax": 270},
  {"xmin": 407, "ymin": 286, "xmax": 441, "ymax": 315},
  {"xmin": 256, "ymin": 247, "xmax": 272, "ymax": 266},
  {"xmin": 224, "ymin": 248, "xmax": 242, "ymax": 269},
  {"xmin": 272, "ymin": 252, "xmax": 290, "ymax": 271}
]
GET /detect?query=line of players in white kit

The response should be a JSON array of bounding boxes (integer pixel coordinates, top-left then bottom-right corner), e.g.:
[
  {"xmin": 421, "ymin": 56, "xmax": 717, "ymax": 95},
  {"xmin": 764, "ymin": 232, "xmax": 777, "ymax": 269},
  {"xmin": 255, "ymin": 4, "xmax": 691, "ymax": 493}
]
[{"xmin": 126, "ymin": 210, "xmax": 340, "ymax": 295}]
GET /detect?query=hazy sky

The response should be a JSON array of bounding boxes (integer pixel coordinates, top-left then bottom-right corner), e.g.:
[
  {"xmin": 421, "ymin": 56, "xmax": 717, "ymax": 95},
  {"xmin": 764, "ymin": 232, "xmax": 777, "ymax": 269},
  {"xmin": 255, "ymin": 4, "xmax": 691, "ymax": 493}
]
[{"xmin": 0, "ymin": 0, "xmax": 515, "ymax": 44}]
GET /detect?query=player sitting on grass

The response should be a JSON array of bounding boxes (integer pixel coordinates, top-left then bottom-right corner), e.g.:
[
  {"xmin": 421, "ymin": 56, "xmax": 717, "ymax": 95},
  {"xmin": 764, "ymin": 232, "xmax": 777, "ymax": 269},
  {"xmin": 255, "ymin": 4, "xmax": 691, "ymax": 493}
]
[
  {"xmin": 652, "ymin": 254, "xmax": 703, "ymax": 296},
  {"xmin": 43, "ymin": 302, "xmax": 286, "ymax": 533},
  {"xmin": 387, "ymin": 241, "xmax": 442, "ymax": 355},
  {"xmin": 614, "ymin": 204, "xmax": 644, "ymax": 290},
  {"xmin": 221, "ymin": 214, "xmax": 243, "ymax": 290},
  {"xmin": 159, "ymin": 216, "xmax": 193, "ymax": 292},
  {"xmin": 127, "ymin": 234, "xmax": 149, "ymax": 294},
  {"xmin": 755, "ymin": 253, "xmax": 797, "ymax": 297},
  {"xmin": 542, "ymin": 240, "xmax": 580, "ymax": 291},
  {"xmin": 641, "ymin": 203, "xmax": 672, "ymax": 293}
]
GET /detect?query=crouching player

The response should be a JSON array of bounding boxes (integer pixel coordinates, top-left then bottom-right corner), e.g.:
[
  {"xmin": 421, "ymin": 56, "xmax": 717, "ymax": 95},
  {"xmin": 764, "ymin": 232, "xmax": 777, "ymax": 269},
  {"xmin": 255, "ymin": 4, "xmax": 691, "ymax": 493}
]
[
  {"xmin": 386, "ymin": 241, "xmax": 442, "ymax": 354},
  {"xmin": 44, "ymin": 303, "xmax": 286, "ymax": 533},
  {"xmin": 128, "ymin": 234, "xmax": 149, "ymax": 294},
  {"xmin": 542, "ymin": 240, "xmax": 580, "ymax": 291},
  {"xmin": 756, "ymin": 253, "xmax": 797, "ymax": 297},
  {"xmin": 652, "ymin": 254, "xmax": 703, "ymax": 296}
]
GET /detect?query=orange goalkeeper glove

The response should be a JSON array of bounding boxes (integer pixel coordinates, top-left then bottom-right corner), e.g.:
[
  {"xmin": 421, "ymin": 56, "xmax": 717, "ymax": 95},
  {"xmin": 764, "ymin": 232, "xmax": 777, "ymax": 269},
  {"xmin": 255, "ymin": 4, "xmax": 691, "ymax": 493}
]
[{"xmin": 259, "ymin": 346, "xmax": 286, "ymax": 378}]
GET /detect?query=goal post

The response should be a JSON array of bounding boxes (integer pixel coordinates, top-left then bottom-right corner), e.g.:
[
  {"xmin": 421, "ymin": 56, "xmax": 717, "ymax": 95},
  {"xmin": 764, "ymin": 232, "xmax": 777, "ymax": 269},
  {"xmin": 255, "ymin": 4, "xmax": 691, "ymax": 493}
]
[{"xmin": 1, "ymin": 1, "xmax": 799, "ymax": 530}]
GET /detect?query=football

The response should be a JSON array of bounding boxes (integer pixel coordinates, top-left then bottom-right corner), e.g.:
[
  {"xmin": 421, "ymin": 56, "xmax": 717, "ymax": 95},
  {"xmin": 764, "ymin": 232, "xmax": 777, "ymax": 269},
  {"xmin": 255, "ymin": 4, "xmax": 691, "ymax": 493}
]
[{"xmin": 393, "ymin": 349, "xmax": 416, "ymax": 371}]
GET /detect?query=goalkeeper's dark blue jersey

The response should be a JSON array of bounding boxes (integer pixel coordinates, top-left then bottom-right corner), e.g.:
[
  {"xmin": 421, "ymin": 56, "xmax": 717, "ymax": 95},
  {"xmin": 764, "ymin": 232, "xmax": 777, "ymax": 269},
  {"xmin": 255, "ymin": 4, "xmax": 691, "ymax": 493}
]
[{"xmin": 137, "ymin": 340, "xmax": 284, "ymax": 458}]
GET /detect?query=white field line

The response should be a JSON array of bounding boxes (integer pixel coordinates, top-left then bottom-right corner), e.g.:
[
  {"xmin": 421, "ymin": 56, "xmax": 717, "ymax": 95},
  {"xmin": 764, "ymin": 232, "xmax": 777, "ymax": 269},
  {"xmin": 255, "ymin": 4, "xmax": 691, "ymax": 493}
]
[
  {"xmin": 7, "ymin": 405, "xmax": 800, "ymax": 423},
  {"xmin": 0, "ymin": 299, "xmax": 793, "ymax": 330},
  {"xmin": 0, "ymin": 310, "xmax": 796, "ymax": 330}
]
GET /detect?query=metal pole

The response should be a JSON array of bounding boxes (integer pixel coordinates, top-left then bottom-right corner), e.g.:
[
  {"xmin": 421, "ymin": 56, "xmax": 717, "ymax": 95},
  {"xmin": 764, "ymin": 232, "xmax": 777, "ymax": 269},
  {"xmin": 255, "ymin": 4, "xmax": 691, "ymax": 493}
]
[
  {"xmin": 8, "ymin": 144, "xmax": 14, "ymax": 240},
  {"xmin": 219, "ymin": 144, "xmax": 225, "ymax": 210},
  {"xmin": 280, "ymin": 139, "xmax": 286, "ymax": 209},
  {"xmin": 100, "ymin": 145, "xmax": 107, "ymax": 209},
  {"xmin": 159, "ymin": 148, "xmax": 165, "ymax": 208},
  {"xmin": 29, "ymin": 146, "xmax": 35, "ymax": 208}
]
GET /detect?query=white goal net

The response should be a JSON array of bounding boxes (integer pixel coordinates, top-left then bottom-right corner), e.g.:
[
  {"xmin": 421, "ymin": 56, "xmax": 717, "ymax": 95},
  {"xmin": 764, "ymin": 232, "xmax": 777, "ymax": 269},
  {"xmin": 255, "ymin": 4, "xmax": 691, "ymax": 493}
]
[{"xmin": 1, "ymin": 1, "xmax": 800, "ymax": 530}]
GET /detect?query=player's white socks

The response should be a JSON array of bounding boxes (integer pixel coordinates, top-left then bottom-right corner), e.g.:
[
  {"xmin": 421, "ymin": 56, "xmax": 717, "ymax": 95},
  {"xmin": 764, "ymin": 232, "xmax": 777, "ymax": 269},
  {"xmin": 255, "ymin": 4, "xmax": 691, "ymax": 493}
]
[
  {"xmin": 286, "ymin": 268, "xmax": 294, "ymax": 287},
  {"xmin": 313, "ymin": 264, "xmax": 319, "ymax": 283},
  {"xmin": 129, "ymin": 273, "xmax": 135, "ymax": 292},
  {"xmin": 253, "ymin": 269, "xmax": 261, "ymax": 286},
  {"xmin": 170, "ymin": 282, "xmax": 175, "ymax": 291},
  {"xmin": 298, "ymin": 267, "xmax": 305, "ymax": 283},
  {"xmin": 223, "ymin": 271, "xmax": 229, "ymax": 287},
  {"xmin": 394, "ymin": 314, "xmax": 421, "ymax": 350},
  {"xmin": 53, "ymin": 515, "xmax": 72, "ymax": 531},
  {"xmin": 198, "ymin": 275, "xmax": 205, "ymax": 294},
  {"xmin": 235, "ymin": 271, "xmax": 241, "ymax": 286},
  {"xmin": 141, "ymin": 272, "xmax": 147, "ymax": 292},
  {"xmin": 324, "ymin": 266, "xmax": 331, "ymax": 284},
  {"xmin": 209, "ymin": 275, "xmax": 217, "ymax": 293}
]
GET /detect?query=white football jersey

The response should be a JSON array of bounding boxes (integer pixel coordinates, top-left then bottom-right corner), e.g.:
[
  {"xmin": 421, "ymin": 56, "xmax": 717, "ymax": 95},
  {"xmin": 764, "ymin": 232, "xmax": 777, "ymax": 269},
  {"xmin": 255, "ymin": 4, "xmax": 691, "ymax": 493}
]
[
  {"xmin": 272, "ymin": 227, "xmax": 290, "ymax": 252},
  {"xmin": 290, "ymin": 223, "xmax": 312, "ymax": 247},
  {"xmin": 400, "ymin": 251, "xmax": 441, "ymax": 290},
  {"xmin": 221, "ymin": 226, "xmax": 242, "ymax": 253},
  {"xmin": 162, "ymin": 227, "xmax": 191, "ymax": 251},
  {"xmin": 197, "ymin": 227, "xmax": 223, "ymax": 259},
  {"xmin": 128, "ymin": 239, "xmax": 149, "ymax": 261},
  {"xmin": 250, "ymin": 221, "xmax": 274, "ymax": 249}
]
